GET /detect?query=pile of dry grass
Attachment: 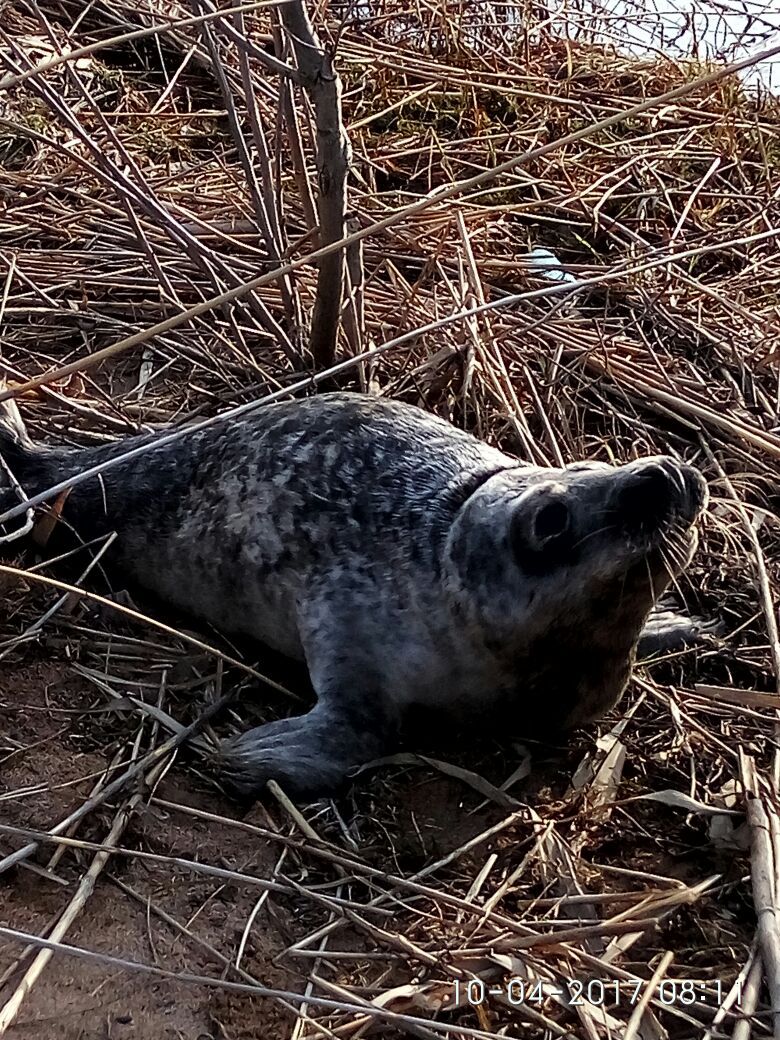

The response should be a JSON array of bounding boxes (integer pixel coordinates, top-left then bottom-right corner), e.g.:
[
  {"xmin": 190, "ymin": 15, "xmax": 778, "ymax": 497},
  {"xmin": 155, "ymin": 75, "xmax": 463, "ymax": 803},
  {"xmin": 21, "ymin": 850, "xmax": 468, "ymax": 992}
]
[{"xmin": 2, "ymin": 1, "xmax": 780, "ymax": 1037}]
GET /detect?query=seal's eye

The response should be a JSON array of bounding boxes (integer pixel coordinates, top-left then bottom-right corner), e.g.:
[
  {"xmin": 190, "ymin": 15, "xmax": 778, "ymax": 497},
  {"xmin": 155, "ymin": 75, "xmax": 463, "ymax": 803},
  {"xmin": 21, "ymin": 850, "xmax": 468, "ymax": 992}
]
[
  {"xmin": 533, "ymin": 501, "xmax": 569, "ymax": 545},
  {"xmin": 511, "ymin": 495, "xmax": 575, "ymax": 574}
]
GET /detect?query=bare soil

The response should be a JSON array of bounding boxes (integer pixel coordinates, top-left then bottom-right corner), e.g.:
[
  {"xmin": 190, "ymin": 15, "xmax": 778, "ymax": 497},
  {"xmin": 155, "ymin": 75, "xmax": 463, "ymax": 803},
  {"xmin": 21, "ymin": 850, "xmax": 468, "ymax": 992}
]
[{"xmin": 0, "ymin": 657, "xmax": 297, "ymax": 1040}]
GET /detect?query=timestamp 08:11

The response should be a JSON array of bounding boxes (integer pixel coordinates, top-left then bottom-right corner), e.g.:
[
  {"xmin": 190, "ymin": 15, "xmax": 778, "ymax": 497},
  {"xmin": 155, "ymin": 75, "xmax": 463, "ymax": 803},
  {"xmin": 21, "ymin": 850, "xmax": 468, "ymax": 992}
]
[{"xmin": 454, "ymin": 978, "xmax": 737, "ymax": 1008}]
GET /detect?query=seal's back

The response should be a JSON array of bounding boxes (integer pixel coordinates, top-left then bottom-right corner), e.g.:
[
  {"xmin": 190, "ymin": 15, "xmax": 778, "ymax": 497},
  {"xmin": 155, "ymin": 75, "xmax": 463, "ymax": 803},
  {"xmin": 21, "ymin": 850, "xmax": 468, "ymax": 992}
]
[{"xmin": 0, "ymin": 393, "xmax": 515, "ymax": 656}]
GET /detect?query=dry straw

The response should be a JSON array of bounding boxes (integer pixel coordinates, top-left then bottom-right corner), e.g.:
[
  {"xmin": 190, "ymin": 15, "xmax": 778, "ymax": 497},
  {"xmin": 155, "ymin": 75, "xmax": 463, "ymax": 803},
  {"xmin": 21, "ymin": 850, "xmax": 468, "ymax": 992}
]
[{"xmin": 1, "ymin": 0, "xmax": 780, "ymax": 1037}]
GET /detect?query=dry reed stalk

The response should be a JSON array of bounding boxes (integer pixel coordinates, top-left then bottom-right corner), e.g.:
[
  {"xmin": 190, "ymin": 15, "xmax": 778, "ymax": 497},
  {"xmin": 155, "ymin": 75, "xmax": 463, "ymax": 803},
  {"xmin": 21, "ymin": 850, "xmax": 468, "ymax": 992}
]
[{"xmin": 2, "ymin": 2, "xmax": 780, "ymax": 1036}]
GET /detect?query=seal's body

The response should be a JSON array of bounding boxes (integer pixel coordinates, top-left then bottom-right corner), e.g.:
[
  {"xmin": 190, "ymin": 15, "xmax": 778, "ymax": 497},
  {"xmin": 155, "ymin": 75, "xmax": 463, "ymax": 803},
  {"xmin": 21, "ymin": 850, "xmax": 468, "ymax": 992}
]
[{"xmin": 0, "ymin": 393, "xmax": 707, "ymax": 796}]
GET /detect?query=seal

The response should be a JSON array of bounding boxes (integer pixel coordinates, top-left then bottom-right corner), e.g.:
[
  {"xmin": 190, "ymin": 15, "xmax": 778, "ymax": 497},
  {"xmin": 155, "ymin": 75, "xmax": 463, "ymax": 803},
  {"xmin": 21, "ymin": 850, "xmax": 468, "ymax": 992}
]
[{"xmin": 0, "ymin": 392, "xmax": 707, "ymax": 797}]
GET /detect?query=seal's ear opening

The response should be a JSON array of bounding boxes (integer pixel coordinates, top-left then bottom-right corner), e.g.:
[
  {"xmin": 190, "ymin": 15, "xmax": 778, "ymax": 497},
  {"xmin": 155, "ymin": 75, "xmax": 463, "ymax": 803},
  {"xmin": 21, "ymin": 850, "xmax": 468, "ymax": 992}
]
[{"xmin": 510, "ymin": 492, "xmax": 576, "ymax": 574}]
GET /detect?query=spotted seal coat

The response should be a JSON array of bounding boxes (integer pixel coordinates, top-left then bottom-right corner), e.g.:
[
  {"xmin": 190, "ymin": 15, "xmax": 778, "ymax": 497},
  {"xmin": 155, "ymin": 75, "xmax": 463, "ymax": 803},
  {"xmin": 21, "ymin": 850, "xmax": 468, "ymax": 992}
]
[{"xmin": 0, "ymin": 392, "xmax": 707, "ymax": 797}]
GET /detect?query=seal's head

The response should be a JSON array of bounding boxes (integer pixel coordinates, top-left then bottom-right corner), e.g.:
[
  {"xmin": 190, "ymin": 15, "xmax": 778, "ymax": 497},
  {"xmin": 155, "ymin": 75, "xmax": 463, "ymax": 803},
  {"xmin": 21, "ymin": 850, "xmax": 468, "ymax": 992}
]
[{"xmin": 445, "ymin": 455, "xmax": 708, "ymax": 731}]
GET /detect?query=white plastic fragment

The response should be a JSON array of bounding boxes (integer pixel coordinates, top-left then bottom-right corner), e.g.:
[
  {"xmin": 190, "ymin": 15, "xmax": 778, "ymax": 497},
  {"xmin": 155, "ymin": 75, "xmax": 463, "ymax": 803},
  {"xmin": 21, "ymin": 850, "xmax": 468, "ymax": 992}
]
[{"xmin": 526, "ymin": 246, "xmax": 578, "ymax": 284}]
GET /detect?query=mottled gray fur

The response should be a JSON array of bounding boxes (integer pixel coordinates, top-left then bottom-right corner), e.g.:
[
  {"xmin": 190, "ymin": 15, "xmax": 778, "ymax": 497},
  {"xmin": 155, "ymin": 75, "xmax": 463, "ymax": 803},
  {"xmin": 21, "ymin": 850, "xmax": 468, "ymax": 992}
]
[{"xmin": 0, "ymin": 393, "xmax": 707, "ymax": 797}]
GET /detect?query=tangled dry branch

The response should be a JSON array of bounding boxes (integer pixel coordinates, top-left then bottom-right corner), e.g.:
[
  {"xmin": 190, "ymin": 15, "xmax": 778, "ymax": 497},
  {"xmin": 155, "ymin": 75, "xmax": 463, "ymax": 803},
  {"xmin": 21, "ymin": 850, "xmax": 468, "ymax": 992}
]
[{"xmin": 1, "ymin": 1, "xmax": 780, "ymax": 1038}]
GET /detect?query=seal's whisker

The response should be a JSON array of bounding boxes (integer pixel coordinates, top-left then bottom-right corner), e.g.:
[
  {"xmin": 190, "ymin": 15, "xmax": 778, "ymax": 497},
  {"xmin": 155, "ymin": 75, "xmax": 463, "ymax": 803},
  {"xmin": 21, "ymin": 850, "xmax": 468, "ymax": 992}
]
[
  {"xmin": 571, "ymin": 525, "xmax": 614, "ymax": 551},
  {"xmin": 662, "ymin": 526, "xmax": 691, "ymax": 574},
  {"xmin": 644, "ymin": 555, "xmax": 660, "ymax": 608},
  {"xmin": 657, "ymin": 543, "xmax": 687, "ymax": 603}
]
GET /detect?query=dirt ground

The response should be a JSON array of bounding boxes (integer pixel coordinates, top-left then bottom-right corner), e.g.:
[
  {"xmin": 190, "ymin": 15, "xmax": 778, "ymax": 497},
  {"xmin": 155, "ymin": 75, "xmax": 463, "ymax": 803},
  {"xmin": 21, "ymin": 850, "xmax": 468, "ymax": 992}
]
[{"xmin": 0, "ymin": 657, "xmax": 298, "ymax": 1040}]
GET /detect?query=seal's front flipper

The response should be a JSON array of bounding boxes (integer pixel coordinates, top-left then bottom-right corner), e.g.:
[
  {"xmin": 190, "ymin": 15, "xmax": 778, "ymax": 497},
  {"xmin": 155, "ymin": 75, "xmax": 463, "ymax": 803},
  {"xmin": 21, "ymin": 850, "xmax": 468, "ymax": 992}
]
[
  {"xmin": 217, "ymin": 700, "xmax": 396, "ymax": 800},
  {"xmin": 638, "ymin": 606, "xmax": 721, "ymax": 658}
]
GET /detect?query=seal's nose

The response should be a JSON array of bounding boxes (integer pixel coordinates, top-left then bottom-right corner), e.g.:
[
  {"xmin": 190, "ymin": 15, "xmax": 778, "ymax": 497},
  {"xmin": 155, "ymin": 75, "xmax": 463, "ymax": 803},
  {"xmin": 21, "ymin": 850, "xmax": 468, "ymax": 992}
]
[
  {"xmin": 614, "ymin": 461, "xmax": 675, "ymax": 536},
  {"xmin": 679, "ymin": 464, "xmax": 708, "ymax": 518},
  {"xmin": 613, "ymin": 458, "xmax": 707, "ymax": 537}
]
